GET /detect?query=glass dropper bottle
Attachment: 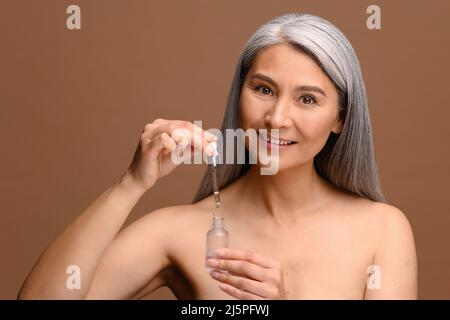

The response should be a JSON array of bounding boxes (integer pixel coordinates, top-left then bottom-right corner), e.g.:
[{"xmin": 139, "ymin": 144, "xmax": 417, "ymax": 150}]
[
  {"xmin": 205, "ymin": 216, "xmax": 229, "ymax": 272},
  {"xmin": 205, "ymin": 143, "xmax": 229, "ymax": 272}
]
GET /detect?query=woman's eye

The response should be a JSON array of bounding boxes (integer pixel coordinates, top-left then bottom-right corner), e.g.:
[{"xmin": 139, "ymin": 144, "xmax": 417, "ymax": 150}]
[
  {"xmin": 300, "ymin": 95, "xmax": 317, "ymax": 105},
  {"xmin": 255, "ymin": 86, "xmax": 272, "ymax": 96}
]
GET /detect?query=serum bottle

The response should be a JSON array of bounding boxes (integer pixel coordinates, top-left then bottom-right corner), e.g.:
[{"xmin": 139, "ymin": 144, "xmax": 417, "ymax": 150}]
[
  {"xmin": 205, "ymin": 215, "xmax": 229, "ymax": 272},
  {"xmin": 204, "ymin": 141, "xmax": 229, "ymax": 272}
]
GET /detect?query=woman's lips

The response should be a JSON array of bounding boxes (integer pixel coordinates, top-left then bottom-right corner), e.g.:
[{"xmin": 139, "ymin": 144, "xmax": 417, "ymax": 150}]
[{"xmin": 258, "ymin": 132, "xmax": 298, "ymax": 150}]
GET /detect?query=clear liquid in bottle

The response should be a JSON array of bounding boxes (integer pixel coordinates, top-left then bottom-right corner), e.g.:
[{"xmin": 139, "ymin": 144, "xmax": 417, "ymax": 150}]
[{"xmin": 205, "ymin": 215, "xmax": 229, "ymax": 273}]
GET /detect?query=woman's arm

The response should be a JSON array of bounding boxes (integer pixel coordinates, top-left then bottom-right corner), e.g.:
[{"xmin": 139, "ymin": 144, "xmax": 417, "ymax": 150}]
[
  {"xmin": 17, "ymin": 119, "xmax": 217, "ymax": 299},
  {"xmin": 84, "ymin": 205, "xmax": 178, "ymax": 299},
  {"xmin": 364, "ymin": 204, "xmax": 418, "ymax": 299},
  {"xmin": 17, "ymin": 172, "xmax": 146, "ymax": 299}
]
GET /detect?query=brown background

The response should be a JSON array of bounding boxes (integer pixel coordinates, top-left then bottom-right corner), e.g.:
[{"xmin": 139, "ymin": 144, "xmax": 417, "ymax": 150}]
[{"xmin": 1, "ymin": 0, "xmax": 449, "ymax": 299}]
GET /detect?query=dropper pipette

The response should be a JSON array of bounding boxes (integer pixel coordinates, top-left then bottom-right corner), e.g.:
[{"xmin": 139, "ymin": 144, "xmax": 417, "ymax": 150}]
[{"xmin": 211, "ymin": 155, "xmax": 221, "ymax": 209}]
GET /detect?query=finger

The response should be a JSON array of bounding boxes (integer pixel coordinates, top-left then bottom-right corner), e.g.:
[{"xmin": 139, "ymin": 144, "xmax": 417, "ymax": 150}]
[
  {"xmin": 168, "ymin": 125, "xmax": 216, "ymax": 159},
  {"xmin": 147, "ymin": 132, "xmax": 177, "ymax": 157},
  {"xmin": 191, "ymin": 121, "xmax": 218, "ymax": 142},
  {"xmin": 142, "ymin": 119, "xmax": 217, "ymax": 144},
  {"xmin": 153, "ymin": 118, "xmax": 169, "ymax": 125},
  {"xmin": 160, "ymin": 132, "xmax": 177, "ymax": 154},
  {"xmin": 140, "ymin": 123, "xmax": 158, "ymax": 145},
  {"xmin": 178, "ymin": 127, "xmax": 217, "ymax": 158},
  {"xmin": 170, "ymin": 129, "xmax": 215, "ymax": 162},
  {"xmin": 149, "ymin": 120, "xmax": 216, "ymax": 140},
  {"xmin": 210, "ymin": 270, "xmax": 275, "ymax": 298},
  {"xmin": 214, "ymin": 248, "xmax": 277, "ymax": 269},
  {"xmin": 206, "ymin": 258, "xmax": 266, "ymax": 282},
  {"xmin": 203, "ymin": 141, "xmax": 219, "ymax": 157},
  {"xmin": 171, "ymin": 139, "xmax": 194, "ymax": 164},
  {"xmin": 153, "ymin": 121, "xmax": 217, "ymax": 147},
  {"xmin": 217, "ymin": 282, "xmax": 262, "ymax": 300},
  {"xmin": 145, "ymin": 121, "xmax": 218, "ymax": 162},
  {"xmin": 141, "ymin": 120, "xmax": 168, "ymax": 137}
]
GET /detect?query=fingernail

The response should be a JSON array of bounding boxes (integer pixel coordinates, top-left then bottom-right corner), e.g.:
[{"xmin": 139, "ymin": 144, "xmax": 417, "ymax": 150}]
[
  {"xmin": 207, "ymin": 258, "xmax": 219, "ymax": 267},
  {"xmin": 215, "ymin": 249, "xmax": 225, "ymax": 257},
  {"xmin": 210, "ymin": 270, "xmax": 220, "ymax": 278},
  {"xmin": 177, "ymin": 145, "xmax": 183, "ymax": 156},
  {"xmin": 205, "ymin": 148, "xmax": 213, "ymax": 157},
  {"xmin": 219, "ymin": 283, "xmax": 227, "ymax": 290},
  {"xmin": 207, "ymin": 142, "xmax": 217, "ymax": 157}
]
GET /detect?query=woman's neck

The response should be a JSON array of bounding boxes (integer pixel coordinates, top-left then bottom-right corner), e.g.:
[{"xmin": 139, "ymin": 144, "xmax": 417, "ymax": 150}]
[{"xmin": 238, "ymin": 161, "xmax": 335, "ymax": 224}]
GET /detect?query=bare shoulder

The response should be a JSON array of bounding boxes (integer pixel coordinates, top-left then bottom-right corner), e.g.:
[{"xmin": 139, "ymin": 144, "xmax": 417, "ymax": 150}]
[
  {"xmin": 137, "ymin": 194, "xmax": 215, "ymax": 242},
  {"xmin": 368, "ymin": 202, "xmax": 416, "ymax": 254},
  {"xmin": 353, "ymin": 202, "xmax": 418, "ymax": 299},
  {"xmin": 139, "ymin": 201, "xmax": 211, "ymax": 232},
  {"xmin": 332, "ymin": 193, "xmax": 416, "ymax": 257},
  {"xmin": 343, "ymin": 196, "xmax": 416, "ymax": 262},
  {"xmin": 141, "ymin": 202, "xmax": 207, "ymax": 223},
  {"xmin": 337, "ymin": 192, "xmax": 413, "ymax": 233},
  {"xmin": 361, "ymin": 200, "xmax": 414, "ymax": 237}
]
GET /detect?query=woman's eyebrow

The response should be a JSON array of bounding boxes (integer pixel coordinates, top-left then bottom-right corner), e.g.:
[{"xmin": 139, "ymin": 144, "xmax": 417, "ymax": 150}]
[{"xmin": 250, "ymin": 73, "xmax": 327, "ymax": 97}]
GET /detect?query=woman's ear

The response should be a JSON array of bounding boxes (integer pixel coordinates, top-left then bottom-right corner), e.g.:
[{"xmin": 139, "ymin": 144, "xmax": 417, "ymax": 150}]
[{"xmin": 331, "ymin": 117, "xmax": 343, "ymax": 134}]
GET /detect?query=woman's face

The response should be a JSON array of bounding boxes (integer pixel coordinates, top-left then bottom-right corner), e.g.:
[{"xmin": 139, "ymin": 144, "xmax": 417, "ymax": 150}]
[{"xmin": 239, "ymin": 43, "xmax": 342, "ymax": 172}]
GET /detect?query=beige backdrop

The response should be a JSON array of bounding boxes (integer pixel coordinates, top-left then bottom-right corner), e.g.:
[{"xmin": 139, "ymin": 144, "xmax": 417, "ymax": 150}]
[{"xmin": 1, "ymin": 0, "xmax": 449, "ymax": 299}]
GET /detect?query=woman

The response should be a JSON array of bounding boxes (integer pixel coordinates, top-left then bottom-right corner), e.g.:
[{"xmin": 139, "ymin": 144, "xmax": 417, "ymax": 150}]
[{"xmin": 18, "ymin": 13, "xmax": 417, "ymax": 300}]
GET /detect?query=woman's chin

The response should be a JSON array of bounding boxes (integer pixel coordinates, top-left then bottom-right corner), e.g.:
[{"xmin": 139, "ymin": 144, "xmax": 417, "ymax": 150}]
[{"xmin": 252, "ymin": 157, "xmax": 310, "ymax": 175}]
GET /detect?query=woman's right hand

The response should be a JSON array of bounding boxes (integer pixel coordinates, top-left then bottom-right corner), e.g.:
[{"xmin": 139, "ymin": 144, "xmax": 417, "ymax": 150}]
[{"xmin": 124, "ymin": 118, "xmax": 218, "ymax": 192}]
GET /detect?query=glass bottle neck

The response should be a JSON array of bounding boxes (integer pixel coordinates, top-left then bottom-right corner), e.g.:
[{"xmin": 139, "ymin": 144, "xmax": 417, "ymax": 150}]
[{"xmin": 212, "ymin": 216, "xmax": 225, "ymax": 228}]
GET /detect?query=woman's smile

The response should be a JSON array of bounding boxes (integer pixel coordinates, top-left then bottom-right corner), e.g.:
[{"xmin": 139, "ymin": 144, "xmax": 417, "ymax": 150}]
[{"xmin": 257, "ymin": 130, "xmax": 298, "ymax": 151}]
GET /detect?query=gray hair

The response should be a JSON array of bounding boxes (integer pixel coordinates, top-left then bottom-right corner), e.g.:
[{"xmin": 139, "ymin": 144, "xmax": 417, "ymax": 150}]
[{"xmin": 193, "ymin": 13, "xmax": 385, "ymax": 203}]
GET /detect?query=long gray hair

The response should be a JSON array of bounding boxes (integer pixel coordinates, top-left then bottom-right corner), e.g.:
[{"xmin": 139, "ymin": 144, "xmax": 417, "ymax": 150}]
[{"xmin": 192, "ymin": 13, "xmax": 385, "ymax": 203}]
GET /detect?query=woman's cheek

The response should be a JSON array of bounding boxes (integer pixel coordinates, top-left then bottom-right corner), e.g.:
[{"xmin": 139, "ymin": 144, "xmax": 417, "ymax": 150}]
[
  {"xmin": 297, "ymin": 114, "xmax": 338, "ymax": 154},
  {"xmin": 239, "ymin": 105, "xmax": 254, "ymax": 129},
  {"xmin": 239, "ymin": 96, "xmax": 266, "ymax": 129}
]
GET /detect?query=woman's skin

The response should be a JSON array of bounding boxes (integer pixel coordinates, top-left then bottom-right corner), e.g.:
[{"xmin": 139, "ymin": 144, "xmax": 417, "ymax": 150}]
[{"xmin": 17, "ymin": 43, "xmax": 417, "ymax": 300}]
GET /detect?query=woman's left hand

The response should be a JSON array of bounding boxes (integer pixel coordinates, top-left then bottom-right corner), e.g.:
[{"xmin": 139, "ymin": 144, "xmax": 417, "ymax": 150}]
[{"xmin": 206, "ymin": 248, "xmax": 287, "ymax": 299}]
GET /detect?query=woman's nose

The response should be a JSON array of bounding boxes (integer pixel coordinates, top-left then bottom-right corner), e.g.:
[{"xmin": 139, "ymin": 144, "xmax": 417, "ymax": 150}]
[{"xmin": 265, "ymin": 98, "xmax": 292, "ymax": 129}]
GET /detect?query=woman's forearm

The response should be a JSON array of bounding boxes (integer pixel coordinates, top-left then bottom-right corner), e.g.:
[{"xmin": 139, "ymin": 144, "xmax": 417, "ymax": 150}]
[
  {"xmin": 17, "ymin": 119, "xmax": 215, "ymax": 299},
  {"xmin": 17, "ymin": 171, "xmax": 147, "ymax": 299}
]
